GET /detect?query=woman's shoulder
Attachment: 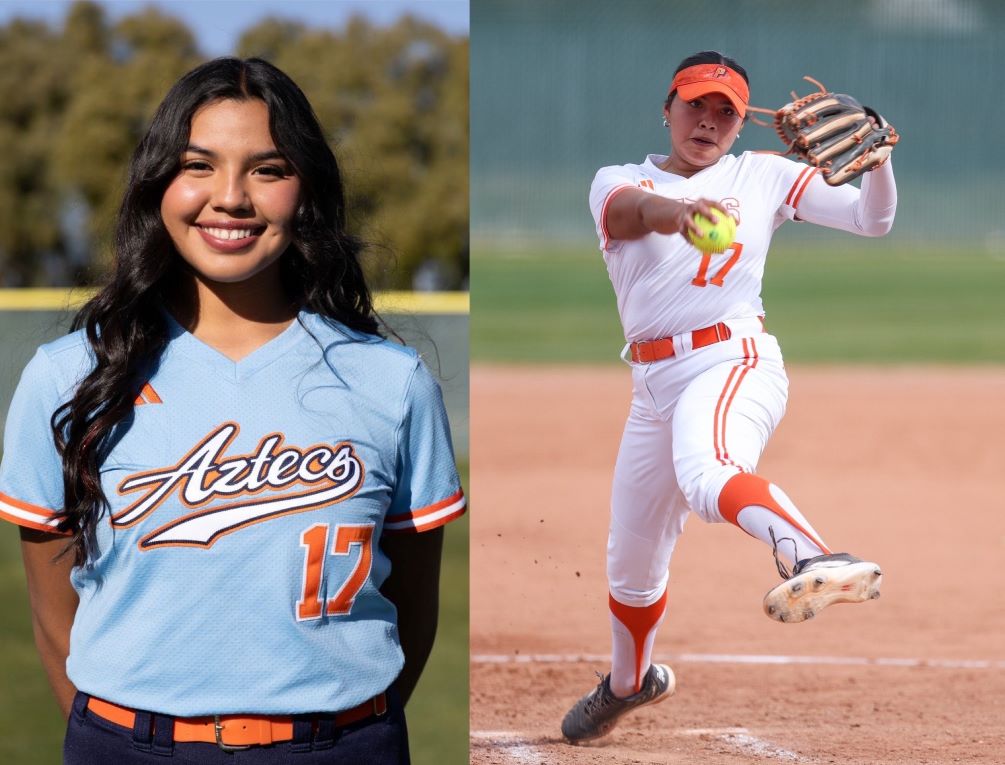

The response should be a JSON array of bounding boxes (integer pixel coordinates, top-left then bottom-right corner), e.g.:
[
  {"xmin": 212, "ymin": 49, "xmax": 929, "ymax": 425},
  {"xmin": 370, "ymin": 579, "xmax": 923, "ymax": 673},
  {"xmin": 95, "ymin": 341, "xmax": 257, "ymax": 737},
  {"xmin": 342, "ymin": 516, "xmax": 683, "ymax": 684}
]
[
  {"xmin": 736, "ymin": 150, "xmax": 804, "ymax": 173},
  {"xmin": 728, "ymin": 151, "xmax": 813, "ymax": 191},
  {"xmin": 35, "ymin": 328, "xmax": 94, "ymax": 371},
  {"xmin": 594, "ymin": 158, "xmax": 649, "ymax": 180},
  {"xmin": 15, "ymin": 329, "xmax": 95, "ymax": 395}
]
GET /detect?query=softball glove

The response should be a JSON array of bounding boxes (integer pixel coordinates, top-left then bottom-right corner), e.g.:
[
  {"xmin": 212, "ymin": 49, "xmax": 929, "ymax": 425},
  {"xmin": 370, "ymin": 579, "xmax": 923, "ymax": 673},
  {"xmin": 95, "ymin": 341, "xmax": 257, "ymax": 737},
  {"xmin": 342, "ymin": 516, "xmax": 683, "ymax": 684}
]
[{"xmin": 753, "ymin": 77, "xmax": 899, "ymax": 186}]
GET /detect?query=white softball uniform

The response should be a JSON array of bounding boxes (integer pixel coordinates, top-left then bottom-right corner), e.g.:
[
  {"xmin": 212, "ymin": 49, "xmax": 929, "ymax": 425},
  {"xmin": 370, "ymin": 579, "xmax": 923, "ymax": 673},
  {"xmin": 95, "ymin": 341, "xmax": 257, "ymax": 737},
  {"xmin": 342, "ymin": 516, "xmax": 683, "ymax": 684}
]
[{"xmin": 589, "ymin": 153, "xmax": 897, "ymax": 608}]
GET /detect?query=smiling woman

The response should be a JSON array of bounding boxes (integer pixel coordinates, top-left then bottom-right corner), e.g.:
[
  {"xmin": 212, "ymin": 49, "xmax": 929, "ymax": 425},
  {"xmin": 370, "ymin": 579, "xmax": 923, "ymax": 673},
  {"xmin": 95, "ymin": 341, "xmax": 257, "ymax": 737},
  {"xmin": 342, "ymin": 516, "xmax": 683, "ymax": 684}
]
[
  {"xmin": 0, "ymin": 57, "xmax": 465, "ymax": 764},
  {"xmin": 162, "ymin": 100, "xmax": 300, "ymax": 281}
]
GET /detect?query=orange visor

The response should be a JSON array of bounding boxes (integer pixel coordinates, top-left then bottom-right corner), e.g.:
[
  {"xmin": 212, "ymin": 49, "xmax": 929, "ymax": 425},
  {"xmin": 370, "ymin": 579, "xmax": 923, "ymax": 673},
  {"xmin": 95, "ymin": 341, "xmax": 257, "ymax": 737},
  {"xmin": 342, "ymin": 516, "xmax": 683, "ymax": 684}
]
[{"xmin": 669, "ymin": 64, "xmax": 749, "ymax": 118}]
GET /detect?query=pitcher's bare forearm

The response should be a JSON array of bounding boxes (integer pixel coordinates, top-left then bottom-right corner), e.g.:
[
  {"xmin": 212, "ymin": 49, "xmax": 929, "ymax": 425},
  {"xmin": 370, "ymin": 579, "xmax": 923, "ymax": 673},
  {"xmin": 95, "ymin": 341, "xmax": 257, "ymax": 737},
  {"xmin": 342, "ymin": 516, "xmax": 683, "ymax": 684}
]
[
  {"xmin": 380, "ymin": 526, "xmax": 444, "ymax": 705},
  {"xmin": 20, "ymin": 527, "xmax": 79, "ymax": 719}
]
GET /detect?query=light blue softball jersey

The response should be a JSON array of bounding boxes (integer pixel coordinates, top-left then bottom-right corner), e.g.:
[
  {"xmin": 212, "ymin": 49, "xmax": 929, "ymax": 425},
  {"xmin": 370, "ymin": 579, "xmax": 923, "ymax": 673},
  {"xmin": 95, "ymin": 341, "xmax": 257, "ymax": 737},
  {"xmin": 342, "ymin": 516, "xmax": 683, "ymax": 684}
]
[{"xmin": 0, "ymin": 310, "xmax": 465, "ymax": 716}]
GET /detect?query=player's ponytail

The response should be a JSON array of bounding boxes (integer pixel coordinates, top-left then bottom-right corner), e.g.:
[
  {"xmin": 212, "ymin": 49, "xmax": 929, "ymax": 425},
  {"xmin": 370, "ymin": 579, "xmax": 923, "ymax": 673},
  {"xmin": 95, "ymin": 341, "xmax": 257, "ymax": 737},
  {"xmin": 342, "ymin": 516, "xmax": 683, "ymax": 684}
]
[{"xmin": 52, "ymin": 58, "xmax": 382, "ymax": 564}]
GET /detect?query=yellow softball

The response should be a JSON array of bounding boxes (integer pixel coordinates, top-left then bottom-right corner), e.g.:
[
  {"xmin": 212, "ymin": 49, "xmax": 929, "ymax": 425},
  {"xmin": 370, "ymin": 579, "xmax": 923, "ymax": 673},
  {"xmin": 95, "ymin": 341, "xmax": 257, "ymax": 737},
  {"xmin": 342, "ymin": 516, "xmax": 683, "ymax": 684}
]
[{"xmin": 687, "ymin": 211, "xmax": 736, "ymax": 253}]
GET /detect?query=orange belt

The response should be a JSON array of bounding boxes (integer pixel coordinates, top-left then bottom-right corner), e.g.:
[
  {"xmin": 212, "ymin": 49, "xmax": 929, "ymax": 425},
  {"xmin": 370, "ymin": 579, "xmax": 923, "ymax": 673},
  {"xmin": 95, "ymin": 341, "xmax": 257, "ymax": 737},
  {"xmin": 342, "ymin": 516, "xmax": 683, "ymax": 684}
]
[
  {"xmin": 629, "ymin": 321, "xmax": 734, "ymax": 364},
  {"xmin": 87, "ymin": 693, "xmax": 387, "ymax": 749}
]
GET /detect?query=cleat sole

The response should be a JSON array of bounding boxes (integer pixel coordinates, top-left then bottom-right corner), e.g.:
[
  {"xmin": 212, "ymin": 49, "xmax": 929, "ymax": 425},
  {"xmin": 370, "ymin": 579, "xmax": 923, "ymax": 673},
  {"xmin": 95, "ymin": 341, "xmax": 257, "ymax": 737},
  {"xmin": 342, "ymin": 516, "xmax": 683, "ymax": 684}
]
[{"xmin": 763, "ymin": 561, "xmax": 883, "ymax": 624}]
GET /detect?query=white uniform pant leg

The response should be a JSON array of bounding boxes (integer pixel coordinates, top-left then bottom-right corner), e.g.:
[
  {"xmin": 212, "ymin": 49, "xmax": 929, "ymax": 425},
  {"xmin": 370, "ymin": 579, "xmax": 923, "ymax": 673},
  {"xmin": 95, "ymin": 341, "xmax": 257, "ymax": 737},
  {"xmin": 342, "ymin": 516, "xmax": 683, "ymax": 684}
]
[
  {"xmin": 670, "ymin": 335, "xmax": 789, "ymax": 523},
  {"xmin": 607, "ymin": 394, "xmax": 690, "ymax": 607},
  {"xmin": 606, "ymin": 367, "xmax": 689, "ymax": 696},
  {"xmin": 670, "ymin": 335, "xmax": 830, "ymax": 566}
]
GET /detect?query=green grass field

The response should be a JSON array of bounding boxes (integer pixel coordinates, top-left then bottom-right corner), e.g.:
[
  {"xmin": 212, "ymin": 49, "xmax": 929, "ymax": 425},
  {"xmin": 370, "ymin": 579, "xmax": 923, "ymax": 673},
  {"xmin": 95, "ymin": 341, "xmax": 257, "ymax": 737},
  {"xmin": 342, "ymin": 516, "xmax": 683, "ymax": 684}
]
[
  {"xmin": 0, "ymin": 462, "xmax": 469, "ymax": 765},
  {"xmin": 471, "ymin": 241, "xmax": 1005, "ymax": 364}
]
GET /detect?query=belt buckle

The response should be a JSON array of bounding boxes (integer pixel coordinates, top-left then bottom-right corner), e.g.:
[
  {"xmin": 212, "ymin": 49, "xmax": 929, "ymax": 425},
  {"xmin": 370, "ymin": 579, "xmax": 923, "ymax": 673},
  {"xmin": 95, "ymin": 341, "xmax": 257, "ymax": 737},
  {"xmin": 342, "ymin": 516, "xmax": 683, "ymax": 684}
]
[
  {"xmin": 214, "ymin": 715, "xmax": 252, "ymax": 752},
  {"xmin": 633, "ymin": 340, "xmax": 651, "ymax": 364},
  {"xmin": 373, "ymin": 694, "xmax": 388, "ymax": 718}
]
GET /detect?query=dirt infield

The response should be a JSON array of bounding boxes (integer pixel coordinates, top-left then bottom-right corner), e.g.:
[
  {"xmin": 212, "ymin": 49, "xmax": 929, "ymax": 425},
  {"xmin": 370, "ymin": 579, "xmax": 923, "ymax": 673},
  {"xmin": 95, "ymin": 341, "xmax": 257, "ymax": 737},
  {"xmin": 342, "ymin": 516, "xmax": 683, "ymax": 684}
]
[{"xmin": 470, "ymin": 365, "xmax": 1005, "ymax": 764}]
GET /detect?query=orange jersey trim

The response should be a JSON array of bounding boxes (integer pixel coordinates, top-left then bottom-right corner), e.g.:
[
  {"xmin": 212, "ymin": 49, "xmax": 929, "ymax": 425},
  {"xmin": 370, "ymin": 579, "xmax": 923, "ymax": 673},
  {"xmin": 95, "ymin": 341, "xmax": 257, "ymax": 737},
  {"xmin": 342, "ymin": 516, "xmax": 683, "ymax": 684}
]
[
  {"xmin": 134, "ymin": 383, "xmax": 162, "ymax": 406},
  {"xmin": 600, "ymin": 184, "xmax": 637, "ymax": 250},
  {"xmin": 386, "ymin": 489, "xmax": 466, "ymax": 522},
  {"xmin": 785, "ymin": 167, "xmax": 818, "ymax": 211},
  {"xmin": 0, "ymin": 491, "xmax": 58, "ymax": 516},
  {"xmin": 0, "ymin": 492, "xmax": 71, "ymax": 535},
  {"xmin": 785, "ymin": 167, "xmax": 812, "ymax": 206},
  {"xmin": 383, "ymin": 489, "xmax": 466, "ymax": 534},
  {"xmin": 791, "ymin": 168, "xmax": 818, "ymax": 210}
]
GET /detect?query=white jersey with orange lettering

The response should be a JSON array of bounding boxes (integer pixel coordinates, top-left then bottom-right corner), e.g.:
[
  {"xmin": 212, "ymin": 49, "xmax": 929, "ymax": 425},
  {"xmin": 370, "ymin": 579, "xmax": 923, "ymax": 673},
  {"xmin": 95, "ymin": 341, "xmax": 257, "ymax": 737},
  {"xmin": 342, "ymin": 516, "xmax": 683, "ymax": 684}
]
[
  {"xmin": 587, "ymin": 150, "xmax": 895, "ymax": 705},
  {"xmin": 0, "ymin": 310, "xmax": 465, "ymax": 716},
  {"xmin": 589, "ymin": 151, "xmax": 813, "ymax": 343}
]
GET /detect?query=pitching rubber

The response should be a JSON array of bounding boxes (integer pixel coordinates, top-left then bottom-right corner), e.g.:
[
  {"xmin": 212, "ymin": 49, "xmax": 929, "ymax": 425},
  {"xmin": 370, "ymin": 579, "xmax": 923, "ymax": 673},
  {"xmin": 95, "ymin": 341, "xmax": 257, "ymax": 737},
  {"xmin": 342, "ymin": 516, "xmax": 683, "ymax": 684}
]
[{"xmin": 763, "ymin": 561, "xmax": 883, "ymax": 623}]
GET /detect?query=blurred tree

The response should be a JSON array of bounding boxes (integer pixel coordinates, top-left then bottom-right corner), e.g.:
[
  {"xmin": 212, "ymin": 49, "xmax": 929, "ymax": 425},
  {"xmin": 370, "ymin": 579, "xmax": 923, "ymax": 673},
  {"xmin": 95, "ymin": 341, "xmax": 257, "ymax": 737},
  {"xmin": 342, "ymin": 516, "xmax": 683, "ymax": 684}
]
[
  {"xmin": 52, "ymin": 5, "xmax": 199, "ymax": 274},
  {"xmin": 0, "ymin": 2, "xmax": 468, "ymax": 289},
  {"xmin": 237, "ymin": 17, "xmax": 307, "ymax": 63},
  {"xmin": 0, "ymin": 19, "xmax": 71, "ymax": 285},
  {"xmin": 240, "ymin": 14, "xmax": 469, "ymax": 290},
  {"xmin": 64, "ymin": 0, "xmax": 107, "ymax": 56}
]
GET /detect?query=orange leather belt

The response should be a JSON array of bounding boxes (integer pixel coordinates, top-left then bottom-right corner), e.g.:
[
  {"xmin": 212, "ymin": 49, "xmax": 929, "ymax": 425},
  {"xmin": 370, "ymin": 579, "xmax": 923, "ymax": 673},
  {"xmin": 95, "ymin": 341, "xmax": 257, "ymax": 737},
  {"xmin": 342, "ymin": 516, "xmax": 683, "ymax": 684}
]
[
  {"xmin": 87, "ymin": 693, "xmax": 387, "ymax": 749},
  {"xmin": 629, "ymin": 321, "xmax": 733, "ymax": 364}
]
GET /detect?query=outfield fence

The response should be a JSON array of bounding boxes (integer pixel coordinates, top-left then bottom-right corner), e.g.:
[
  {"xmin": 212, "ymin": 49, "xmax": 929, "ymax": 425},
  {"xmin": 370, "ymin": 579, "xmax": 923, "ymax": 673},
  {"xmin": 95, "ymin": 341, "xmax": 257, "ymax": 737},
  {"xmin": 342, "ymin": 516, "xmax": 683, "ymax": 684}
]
[
  {"xmin": 0, "ymin": 291, "xmax": 469, "ymax": 457},
  {"xmin": 471, "ymin": 0, "xmax": 1005, "ymax": 249}
]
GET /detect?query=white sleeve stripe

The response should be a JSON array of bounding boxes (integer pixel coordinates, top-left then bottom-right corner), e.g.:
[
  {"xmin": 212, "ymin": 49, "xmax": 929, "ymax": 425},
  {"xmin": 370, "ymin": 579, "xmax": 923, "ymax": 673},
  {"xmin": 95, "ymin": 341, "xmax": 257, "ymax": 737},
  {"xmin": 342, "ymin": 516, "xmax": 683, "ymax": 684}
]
[
  {"xmin": 385, "ymin": 489, "xmax": 465, "ymax": 522},
  {"xmin": 0, "ymin": 500, "xmax": 64, "ymax": 531},
  {"xmin": 383, "ymin": 496, "xmax": 466, "ymax": 531}
]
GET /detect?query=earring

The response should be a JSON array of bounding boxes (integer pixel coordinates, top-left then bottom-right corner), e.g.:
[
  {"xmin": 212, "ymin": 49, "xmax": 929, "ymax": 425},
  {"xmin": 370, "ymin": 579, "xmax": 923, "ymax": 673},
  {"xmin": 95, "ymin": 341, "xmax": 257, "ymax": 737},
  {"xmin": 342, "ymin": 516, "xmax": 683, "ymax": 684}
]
[{"xmin": 662, "ymin": 117, "xmax": 669, "ymax": 127}]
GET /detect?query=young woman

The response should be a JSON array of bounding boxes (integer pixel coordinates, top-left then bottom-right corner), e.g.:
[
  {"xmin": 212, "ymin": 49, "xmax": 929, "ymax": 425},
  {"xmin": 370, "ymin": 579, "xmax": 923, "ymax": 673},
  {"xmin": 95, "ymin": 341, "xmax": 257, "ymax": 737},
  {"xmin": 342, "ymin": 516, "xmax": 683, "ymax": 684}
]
[
  {"xmin": 0, "ymin": 57, "xmax": 465, "ymax": 763},
  {"xmin": 561, "ymin": 50, "xmax": 896, "ymax": 743}
]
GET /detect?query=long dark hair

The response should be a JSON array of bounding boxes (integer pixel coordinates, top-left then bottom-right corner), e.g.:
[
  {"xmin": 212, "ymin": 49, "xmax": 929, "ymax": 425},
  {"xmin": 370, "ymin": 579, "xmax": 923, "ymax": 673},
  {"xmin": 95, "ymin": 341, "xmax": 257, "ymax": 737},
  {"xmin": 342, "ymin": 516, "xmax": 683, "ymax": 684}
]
[{"xmin": 52, "ymin": 57, "xmax": 379, "ymax": 564}]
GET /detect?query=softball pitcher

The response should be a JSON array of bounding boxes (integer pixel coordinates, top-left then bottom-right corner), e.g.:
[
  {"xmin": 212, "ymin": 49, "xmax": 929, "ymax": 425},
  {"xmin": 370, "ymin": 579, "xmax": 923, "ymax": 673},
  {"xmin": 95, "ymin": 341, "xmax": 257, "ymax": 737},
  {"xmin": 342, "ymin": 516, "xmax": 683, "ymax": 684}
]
[
  {"xmin": 0, "ymin": 58, "xmax": 464, "ymax": 763},
  {"xmin": 561, "ymin": 50, "xmax": 897, "ymax": 743}
]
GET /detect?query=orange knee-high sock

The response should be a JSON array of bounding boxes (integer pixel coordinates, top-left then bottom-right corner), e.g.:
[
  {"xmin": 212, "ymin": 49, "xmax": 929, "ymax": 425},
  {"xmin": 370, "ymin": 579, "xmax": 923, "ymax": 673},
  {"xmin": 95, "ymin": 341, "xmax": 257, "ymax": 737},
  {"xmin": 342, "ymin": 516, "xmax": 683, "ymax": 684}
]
[
  {"xmin": 718, "ymin": 473, "xmax": 831, "ymax": 562},
  {"xmin": 609, "ymin": 590, "xmax": 668, "ymax": 694}
]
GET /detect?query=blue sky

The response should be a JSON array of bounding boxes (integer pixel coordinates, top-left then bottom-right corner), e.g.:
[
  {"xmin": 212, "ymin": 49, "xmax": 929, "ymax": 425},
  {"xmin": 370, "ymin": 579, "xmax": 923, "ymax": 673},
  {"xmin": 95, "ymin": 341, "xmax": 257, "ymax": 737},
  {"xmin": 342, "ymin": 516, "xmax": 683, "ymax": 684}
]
[{"xmin": 0, "ymin": 1, "xmax": 468, "ymax": 55}]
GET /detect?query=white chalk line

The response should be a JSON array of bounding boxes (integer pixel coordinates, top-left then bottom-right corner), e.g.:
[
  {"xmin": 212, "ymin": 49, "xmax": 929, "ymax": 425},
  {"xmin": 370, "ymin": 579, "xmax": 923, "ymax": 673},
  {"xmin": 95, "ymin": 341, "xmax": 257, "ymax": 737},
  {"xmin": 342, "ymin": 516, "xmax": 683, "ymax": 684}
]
[
  {"xmin": 682, "ymin": 727, "xmax": 803, "ymax": 761},
  {"xmin": 471, "ymin": 650, "xmax": 1003, "ymax": 762},
  {"xmin": 473, "ymin": 728, "xmax": 805, "ymax": 763},
  {"xmin": 471, "ymin": 651, "xmax": 1005, "ymax": 669},
  {"xmin": 470, "ymin": 731, "xmax": 547, "ymax": 764},
  {"xmin": 712, "ymin": 731, "xmax": 802, "ymax": 761}
]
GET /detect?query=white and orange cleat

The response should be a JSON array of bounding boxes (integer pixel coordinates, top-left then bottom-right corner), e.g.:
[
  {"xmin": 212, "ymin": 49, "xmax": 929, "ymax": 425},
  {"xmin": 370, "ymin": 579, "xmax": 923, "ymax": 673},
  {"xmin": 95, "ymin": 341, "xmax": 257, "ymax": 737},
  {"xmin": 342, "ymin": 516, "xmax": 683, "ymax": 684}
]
[{"xmin": 763, "ymin": 553, "xmax": 882, "ymax": 623}]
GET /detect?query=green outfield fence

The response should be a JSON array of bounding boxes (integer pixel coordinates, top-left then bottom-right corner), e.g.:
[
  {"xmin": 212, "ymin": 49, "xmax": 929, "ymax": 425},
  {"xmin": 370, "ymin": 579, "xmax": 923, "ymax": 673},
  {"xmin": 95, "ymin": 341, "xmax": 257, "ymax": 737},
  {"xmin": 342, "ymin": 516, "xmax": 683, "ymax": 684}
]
[{"xmin": 471, "ymin": 0, "xmax": 1005, "ymax": 249}]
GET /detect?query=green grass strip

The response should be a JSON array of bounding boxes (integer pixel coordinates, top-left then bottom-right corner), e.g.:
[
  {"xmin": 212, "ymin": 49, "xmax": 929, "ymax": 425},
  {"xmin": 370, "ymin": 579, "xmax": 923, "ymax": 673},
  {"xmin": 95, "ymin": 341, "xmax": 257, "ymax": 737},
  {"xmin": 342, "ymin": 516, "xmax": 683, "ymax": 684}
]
[{"xmin": 471, "ymin": 242, "xmax": 1005, "ymax": 364}]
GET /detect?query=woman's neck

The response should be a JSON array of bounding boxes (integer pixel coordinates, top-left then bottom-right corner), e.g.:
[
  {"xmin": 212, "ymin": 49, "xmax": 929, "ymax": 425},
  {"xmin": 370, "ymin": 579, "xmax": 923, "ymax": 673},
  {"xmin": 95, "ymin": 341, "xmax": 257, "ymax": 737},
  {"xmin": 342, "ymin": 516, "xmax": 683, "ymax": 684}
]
[
  {"xmin": 168, "ymin": 261, "xmax": 299, "ymax": 361},
  {"xmin": 659, "ymin": 154, "xmax": 701, "ymax": 178}
]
